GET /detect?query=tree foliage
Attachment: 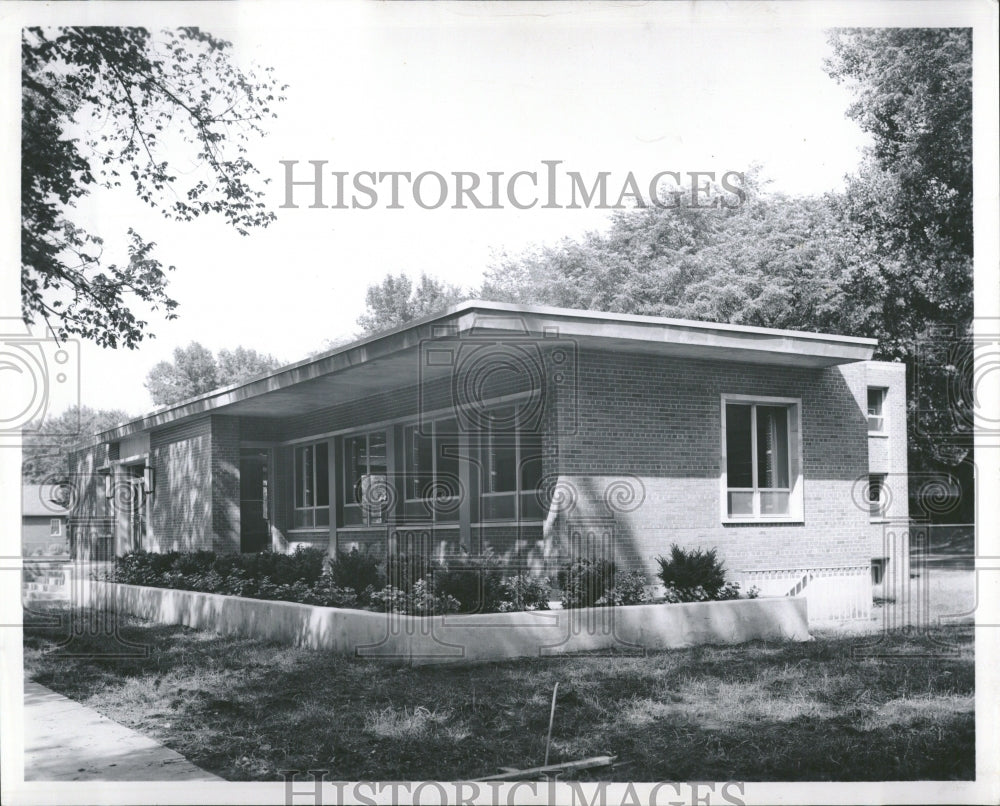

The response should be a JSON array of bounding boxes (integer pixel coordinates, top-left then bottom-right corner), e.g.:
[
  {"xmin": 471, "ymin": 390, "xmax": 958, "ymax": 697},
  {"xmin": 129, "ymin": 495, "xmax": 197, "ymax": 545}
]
[
  {"xmin": 826, "ymin": 28, "xmax": 973, "ymax": 469},
  {"xmin": 22, "ymin": 27, "xmax": 285, "ymax": 348},
  {"xmin": 22, "ymin": 405, "xmax": 131, "ymax": 482},
  {"xmin": 145, "ymin": 342, "xmax": 281, "ymax": 406},
  {"xmin": 357, "ymin": 273, "xmax": 469, "ymax": 335}
]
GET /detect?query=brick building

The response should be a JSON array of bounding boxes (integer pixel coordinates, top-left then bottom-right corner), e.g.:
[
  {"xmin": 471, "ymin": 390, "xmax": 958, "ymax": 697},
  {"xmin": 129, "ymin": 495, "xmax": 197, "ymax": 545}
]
[{"xmin": 67, "ymin": 301, "xmax": 908, "ymax": 620}]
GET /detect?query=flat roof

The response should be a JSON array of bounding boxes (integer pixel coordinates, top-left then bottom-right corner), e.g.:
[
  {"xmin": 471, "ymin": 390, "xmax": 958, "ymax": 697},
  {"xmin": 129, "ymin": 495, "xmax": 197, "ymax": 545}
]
[{"xmin": 86, "ymin": 300, "xmax": 877, "ymax": 445}]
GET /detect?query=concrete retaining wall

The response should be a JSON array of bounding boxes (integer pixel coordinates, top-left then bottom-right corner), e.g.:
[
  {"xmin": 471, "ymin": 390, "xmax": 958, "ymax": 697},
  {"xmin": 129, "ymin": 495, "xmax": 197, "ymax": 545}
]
[{"xmin": 80, "ymin": 581, "xmax": 811, "ymax": 665}]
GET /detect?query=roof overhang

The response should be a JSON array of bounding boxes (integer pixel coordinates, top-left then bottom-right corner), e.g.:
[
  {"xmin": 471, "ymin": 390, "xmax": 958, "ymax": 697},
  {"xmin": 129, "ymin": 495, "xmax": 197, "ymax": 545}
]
[{"xmin": 91, "ymin": 301, "xmax": 876, "ymax": 443}]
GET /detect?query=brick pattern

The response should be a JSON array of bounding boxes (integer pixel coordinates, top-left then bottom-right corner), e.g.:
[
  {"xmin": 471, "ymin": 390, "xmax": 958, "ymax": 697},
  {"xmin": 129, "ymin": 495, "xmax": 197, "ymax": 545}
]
[
  {"xmin": 548, "ymin": 348, "xmax": 873, "ymax": 578},
  {"xmin": 149, "ymin": 417, "xmax": 212, "ymax": 552},
  {"xmin": 210, "ymin": 416, "xmax": 241, "ymax": 553}
]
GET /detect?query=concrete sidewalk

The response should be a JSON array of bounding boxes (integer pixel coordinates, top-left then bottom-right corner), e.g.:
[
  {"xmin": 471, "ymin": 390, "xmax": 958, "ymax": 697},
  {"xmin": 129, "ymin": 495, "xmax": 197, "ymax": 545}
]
[{"xmin": 24, "ymin": 680, "xmax": 222, "ymax": 781}]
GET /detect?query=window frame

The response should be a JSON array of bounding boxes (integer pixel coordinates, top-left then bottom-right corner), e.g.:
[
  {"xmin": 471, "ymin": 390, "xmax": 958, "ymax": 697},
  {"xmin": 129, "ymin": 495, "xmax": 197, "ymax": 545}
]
[
  {"xmin": 476, "ymin": 404, "xmax": 544, "ymax": 523},
  {"xmin": 403, "ymin": 417, "xmax": 462, "ymax": 523},
  {"xmin": 292, "ymin": 441, "xmax": 330, "ymax": 531},
  {"xmin": 342, "ymin": 429, "xmax": 388, "ymax": 527},
  {"xmin": 720, "ymin": 394, "xmax": 803, "ymax": 523},
  {"xmin": 49, "ymin": 518, "xmax": 61, "ymax": 537},
  {"xmin": 867, "ymin": 387, "xmax": 888, "ymax": 435},
  {"xmin": 868, "ymin": 473, "xmax": 888, "ymax": 521}
]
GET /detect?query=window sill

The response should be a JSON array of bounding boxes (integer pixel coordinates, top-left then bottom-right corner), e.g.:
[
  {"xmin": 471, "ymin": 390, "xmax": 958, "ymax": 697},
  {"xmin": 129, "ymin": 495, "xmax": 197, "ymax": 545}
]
[
  {"xmin": 473, "ymin": 521, "xmax": 545, "ymax": 527},
  {"xmin": 288, "ymin": 528, "xmax": 329, "ymax": 534},
  {"xmin": 868, "ymin": 432, "xmax": 889, "ymax": 438},
  {"xmin": 721, "ymin": 518, "xmax": 804, "ymax": 526}
]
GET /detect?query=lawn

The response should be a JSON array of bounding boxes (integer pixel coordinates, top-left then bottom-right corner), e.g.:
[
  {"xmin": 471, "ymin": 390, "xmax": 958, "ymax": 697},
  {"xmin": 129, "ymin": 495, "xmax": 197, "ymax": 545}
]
[{"xmin": 23, "ymin": 610, "xmax": 973, "ymax": 782}]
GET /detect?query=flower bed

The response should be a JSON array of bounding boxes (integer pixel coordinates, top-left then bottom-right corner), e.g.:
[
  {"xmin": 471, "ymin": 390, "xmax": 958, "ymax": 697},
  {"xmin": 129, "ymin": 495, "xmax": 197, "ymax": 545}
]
[{"xmin": 76, "ymin": 578, "xmax": 811, "ymax": 665}]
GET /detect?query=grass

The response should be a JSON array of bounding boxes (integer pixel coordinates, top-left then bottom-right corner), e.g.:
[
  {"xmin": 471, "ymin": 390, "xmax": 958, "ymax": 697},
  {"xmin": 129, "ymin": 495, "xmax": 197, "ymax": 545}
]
[{"xmin": 23, "ymin": 609, "xmax": 973, "ymax": 782}]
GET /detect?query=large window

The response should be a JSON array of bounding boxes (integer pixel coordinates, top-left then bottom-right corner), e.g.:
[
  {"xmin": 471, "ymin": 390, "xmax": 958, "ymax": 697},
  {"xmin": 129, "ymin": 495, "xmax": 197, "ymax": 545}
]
[
  {"xmin": 343, "ymin": 431, "xmax": 388, "ymax": 526},
  {"xmin": 404, "ymin": 417, "xmax": 461, "ymax": 522},
  {"xmin": 867, "ymin": 387, "xmax": 887, "ymax": 433},
  {"xmin": 477, "ymin": 405, "xmax": 543, "ymax": 521},
  {"xmin": 723, "ymin": 398, "xmax": 800, "ymax": 521},
  {"xmin": 294, "ymin": 442, "xmax": 329, "ymax": 529}
]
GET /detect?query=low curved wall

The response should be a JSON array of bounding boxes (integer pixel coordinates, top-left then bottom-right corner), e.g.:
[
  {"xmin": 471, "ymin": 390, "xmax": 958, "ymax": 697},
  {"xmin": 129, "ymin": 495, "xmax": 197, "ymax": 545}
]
[{"xmin": 79, "ymin": 581, "xmax": 811, "ymax": 665}]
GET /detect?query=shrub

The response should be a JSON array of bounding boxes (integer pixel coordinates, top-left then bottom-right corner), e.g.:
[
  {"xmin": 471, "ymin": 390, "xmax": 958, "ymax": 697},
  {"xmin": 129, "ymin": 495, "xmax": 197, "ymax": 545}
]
[
  {"xmin": 558, "ymin": 557, "xmax": 617, "ymax": 609},
  {"xmin": 498, "ymin": 575, "xmax": 551, "ymax": 612},
  {"xmin": 371, "ymin": 579, "xmax": 460, "ymax": 615},
  {"xmin": 432, "ymin": 554, "xmax": 506, "ymax": 614},
  {"xmin": 655, "ymin": 545, "xmax": 726, "ymax": 602},
  {"xmin": 599, "ymin": 569, "xmax": 650, "ymax": 606},
  {"xmin": 327, "ymin": 549, "xmax": 384, "ymax": 604},
  {"xmin": 385, "ymin": 552, "xmax": 440, "ymax": 594}
]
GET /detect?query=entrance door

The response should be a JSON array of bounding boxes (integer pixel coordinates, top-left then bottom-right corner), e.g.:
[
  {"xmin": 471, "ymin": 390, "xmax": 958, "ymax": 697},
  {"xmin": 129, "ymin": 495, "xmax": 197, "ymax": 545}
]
[{"xmin": 240, "ymin": 449, "xmax": 270, "ymax": 553}]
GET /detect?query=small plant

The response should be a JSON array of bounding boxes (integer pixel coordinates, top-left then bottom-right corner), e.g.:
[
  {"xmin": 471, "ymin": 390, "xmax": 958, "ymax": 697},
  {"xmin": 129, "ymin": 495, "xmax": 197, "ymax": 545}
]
[
  {"xmin": 599, "ymin": 569, "xmax": 650, "ymax": 606},
  {"xmin": 655, "ymin": 544, "xmax": 727, "ymax": 602},
  {"xmin": 498, "ymin": 575, "xmax": 551, "ymax": 612},
  {"xmin": 558, "ymin": 557, "xmax": 617, "ymax": 609}
]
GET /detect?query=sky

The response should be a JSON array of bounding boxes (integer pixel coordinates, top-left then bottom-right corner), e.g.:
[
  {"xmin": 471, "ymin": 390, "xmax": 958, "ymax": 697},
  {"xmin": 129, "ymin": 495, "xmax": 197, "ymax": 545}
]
[{"xmin": 7, "ymin": 2, "xmax": 885, "ymax": 419}]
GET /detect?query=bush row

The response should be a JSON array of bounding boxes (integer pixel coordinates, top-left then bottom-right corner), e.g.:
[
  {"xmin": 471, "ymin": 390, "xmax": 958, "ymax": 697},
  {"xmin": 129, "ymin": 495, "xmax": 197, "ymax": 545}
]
[{"xmin": 106, "ymin": 543, "xmax": 756, "ymax": 613}]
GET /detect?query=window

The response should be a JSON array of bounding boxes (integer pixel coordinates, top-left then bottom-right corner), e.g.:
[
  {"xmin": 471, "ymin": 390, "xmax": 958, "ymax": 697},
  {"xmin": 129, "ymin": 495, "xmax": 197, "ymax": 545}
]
[
  {"xmin": 477, "ymin": 405, "xmax": 543, "ymax": 521},
  {"xmin": 868, "ymin": 388, "xmax": 887, "ymax": 433},
  {"xmin": 49, "ymin": 518, "xmax": 61, "ymax": 537},
  {"xmin": 404, "ymin": 418, "xmax": 461, "ymax": 522},
  {"xmin": 722, "ymin": 397, "xmax": 800, "ymax": 520},
  {"xmin": 293, "ymin": 442, "xmax": 329, "ymax": 529},
  {"xmin": 343, "ymin": 431, "xmax": 388, "ymax": 526},
  {"xmin": 869, "ymin": 474, "xmax": 887, "ymax": 520}
]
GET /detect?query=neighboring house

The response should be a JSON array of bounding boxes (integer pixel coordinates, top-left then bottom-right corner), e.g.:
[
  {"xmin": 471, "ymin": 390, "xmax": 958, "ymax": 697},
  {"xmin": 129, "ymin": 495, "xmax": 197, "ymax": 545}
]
[
  {"xmin": 22, "ymin": 484, "xmax": 70, "ymax": 556},
  {"xmin": 67, "ymin": 301, "xmax": 908, "ymax": 620}
]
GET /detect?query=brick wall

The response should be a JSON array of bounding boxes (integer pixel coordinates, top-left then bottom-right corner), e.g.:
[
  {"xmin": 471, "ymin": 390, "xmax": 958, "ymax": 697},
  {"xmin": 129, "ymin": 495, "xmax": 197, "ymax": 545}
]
[
  {"xmin": 149, "ymin": 417, "xmax": 213, "ymax": 551},
  {"xmin": 210, "ymin": 416, "xmax": 241, "ymax": 553},
  {"xmin": 547, "ymin": 348, "xmax": 873, "ymax": 580},
  {"xmin": 67, "ymin": 441, "xmax": 113, "ymax": 559}
]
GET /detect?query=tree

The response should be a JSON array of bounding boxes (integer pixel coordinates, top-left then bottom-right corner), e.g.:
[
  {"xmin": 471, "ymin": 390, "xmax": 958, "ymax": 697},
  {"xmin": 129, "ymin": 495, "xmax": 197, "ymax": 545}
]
[
  {"xmin": 826, "ymin": 29, "xmax": 973, "ymax": 478},
  {"xmin": 357, "ymin": 273, "xmax": 469, "ymax": 335},
  {"xmin": 22, "ymin": 405, "xmax": 131, "ymax": 483},
  {"xmin": 145, "ymin": 342, "xmax": 280, "ymax": 406},
  {"xmin": 22, "ymin": 27, "xmax": 286, "ymax": 348}
]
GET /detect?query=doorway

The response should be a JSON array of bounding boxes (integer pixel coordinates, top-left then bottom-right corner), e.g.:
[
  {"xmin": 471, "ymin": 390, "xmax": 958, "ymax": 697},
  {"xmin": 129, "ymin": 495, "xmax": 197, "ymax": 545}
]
[{"xmin": 240, "ymin": 449, "xmax": 270, "ymax": 553}]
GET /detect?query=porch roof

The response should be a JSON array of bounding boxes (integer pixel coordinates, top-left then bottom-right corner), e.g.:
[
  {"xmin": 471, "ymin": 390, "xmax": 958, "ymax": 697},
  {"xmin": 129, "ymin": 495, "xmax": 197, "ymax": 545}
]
[{"xmin": 90, "ymin": 301, "xmax": 877, "ymax": 444}]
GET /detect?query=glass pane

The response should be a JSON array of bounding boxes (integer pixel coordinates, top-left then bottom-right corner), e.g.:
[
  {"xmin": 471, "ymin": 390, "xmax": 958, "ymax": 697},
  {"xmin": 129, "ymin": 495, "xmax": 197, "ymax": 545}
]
[
  {"xmin": 756, "ymin": 406, "xmax": 789, "ymax": 489},
  {"xmin": 368, "ymin": 432, "xmax": 387, "ymax": 474},
  {"xmin": 728, "ymin": 491, "xmax": 754, "ymax": 517},
  {"xmin": 520, "ymin": 433, "xmax": 543, "ymax": 493},
  {"xmin": 867, "ymin": 388, "xmax": 884, "ymax": 417},
  {"xmin": 869, "ymin": 476, "xmax": 883, "ymax": 518},
  {"xmin": 293, "ymin": 509, "xmax": 314, "ymax": 528},
  {"xmin": 315, "ymin": 443, "xmax": 329, "ymax": 507},
  {"xmin": 342, "ymin": 504, "xmax": 361, "ymax": 526},
  {"xmin": 294, "ymin": 446, "xmax": 305, "ymax": 508},
  {"xmin": 482, "ymin": 492, "xmax": 516, "ymax": 521},
  {"xmin": 436, "ymin": 418, "xmax": 461, "ymax": 498},
  {"xmin": 316, "ymin": 507, "xmax": 330, "ymax": 527},
  {"xmin": 406, "ymin": 425, "xmax": 433, "ymax": 499},
  {"xmin": 362, "ymin": 474, "xmax": 388, "ymax": 524},
  {"xmin": 302, "ymin": 445, "xmax": 314, "ymax": 508},
  {"xmin": 759, "ymin": 491, "xmax": 790, "ymax": 516},
  {"xmin": 725, "ymin": 404, "xmax": 753, "ymax": 488},
  {"xmin": 520, "ymin": 491, "xmax": 544, "ymax": 520},
  {"xmin": 345, "ymin": 436, "xmax": 365, "ymax": 504}
]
